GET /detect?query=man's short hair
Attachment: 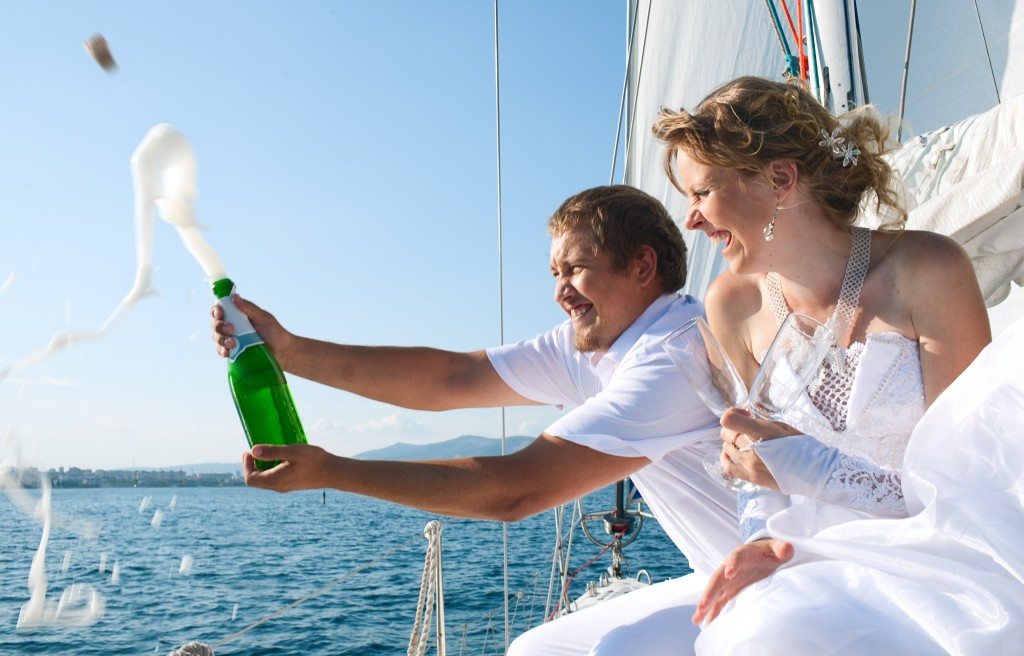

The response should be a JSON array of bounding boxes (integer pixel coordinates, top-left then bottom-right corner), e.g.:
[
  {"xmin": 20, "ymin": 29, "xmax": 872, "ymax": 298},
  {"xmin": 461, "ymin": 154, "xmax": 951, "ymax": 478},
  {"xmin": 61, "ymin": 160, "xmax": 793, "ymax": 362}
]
[{"xmin": 548, "ymin": 185, "xmax": 687, "ymax": 292}]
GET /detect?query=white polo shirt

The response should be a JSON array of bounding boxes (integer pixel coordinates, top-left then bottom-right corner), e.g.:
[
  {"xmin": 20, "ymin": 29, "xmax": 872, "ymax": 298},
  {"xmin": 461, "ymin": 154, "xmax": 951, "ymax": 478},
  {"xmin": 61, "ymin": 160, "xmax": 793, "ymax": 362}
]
[{"xmin": 487, "ymin": 293, "xmax": 740, "ymax": 575}]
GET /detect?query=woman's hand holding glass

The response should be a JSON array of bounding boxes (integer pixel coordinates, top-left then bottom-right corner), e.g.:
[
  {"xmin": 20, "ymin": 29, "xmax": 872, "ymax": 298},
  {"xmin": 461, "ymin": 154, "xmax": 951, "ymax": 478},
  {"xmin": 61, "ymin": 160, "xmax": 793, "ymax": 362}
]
[
  {"xmin": 717, "ymin": 407, "xmax": 799, "ymax": 490},
  {"xmin": 661, "ymin": 313, "xmax": 834, "ymax": 491}
]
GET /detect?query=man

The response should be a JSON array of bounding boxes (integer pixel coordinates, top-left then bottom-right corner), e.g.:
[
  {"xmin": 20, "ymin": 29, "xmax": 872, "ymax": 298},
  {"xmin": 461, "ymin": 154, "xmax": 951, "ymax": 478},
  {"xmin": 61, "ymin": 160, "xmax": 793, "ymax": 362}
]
[{"xmin": 212, "ymin": 185, "xmax": 741, "ymax": 654}]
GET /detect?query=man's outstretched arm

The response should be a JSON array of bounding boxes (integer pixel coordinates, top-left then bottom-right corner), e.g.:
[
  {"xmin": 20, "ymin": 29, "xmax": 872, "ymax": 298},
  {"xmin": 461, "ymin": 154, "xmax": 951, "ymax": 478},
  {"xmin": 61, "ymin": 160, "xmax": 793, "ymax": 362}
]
[
  {"xmin": 212, "ymin": 296, "xmax": 532, "ymax": 411},
  {"xmin": 241, "ymin": 434, "xmax": 649, "ymax": 522}
]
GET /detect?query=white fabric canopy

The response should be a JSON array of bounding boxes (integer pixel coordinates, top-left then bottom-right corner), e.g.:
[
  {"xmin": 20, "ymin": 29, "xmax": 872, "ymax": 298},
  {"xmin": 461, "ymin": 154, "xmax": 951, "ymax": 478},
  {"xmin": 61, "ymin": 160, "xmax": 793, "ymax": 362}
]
[{"xmin": 860, "ymin": 94, "xmax": 1024, "ymax": 306}]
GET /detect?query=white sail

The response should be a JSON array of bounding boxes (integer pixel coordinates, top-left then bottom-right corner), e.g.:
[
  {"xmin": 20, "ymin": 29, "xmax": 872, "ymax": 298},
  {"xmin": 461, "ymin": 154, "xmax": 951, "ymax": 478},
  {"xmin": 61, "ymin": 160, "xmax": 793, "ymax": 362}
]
[
  {"xmin": 856, "ymin": 0, "xmax": 1023, "ymax": 135},
  {"xmin": 1006, "ymin": 0, "xmax": 1024, "ymax": 98},
  {"xmin": 623, "ymin": 0, "xmax": 784, "ymax": 296}
]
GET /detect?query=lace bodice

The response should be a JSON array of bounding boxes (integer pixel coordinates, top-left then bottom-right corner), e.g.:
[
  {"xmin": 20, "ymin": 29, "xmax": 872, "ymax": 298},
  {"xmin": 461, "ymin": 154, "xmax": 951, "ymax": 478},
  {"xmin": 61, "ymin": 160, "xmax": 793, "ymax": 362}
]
[
  {"xmin": 737, "ymin": 333, "xmax": 925, "ymax": 526},
  {"xmin": 782, "ymin": 332, "xmax": 925, "ymax": 470}
]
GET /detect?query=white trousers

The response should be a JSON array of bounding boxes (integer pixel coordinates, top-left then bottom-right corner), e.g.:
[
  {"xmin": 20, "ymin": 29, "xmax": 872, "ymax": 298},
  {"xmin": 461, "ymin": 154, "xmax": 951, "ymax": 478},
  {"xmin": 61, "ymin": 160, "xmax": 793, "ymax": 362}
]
[{"xmin": 507, "ymin": 573, "xmax": 707, "ymax": 656}]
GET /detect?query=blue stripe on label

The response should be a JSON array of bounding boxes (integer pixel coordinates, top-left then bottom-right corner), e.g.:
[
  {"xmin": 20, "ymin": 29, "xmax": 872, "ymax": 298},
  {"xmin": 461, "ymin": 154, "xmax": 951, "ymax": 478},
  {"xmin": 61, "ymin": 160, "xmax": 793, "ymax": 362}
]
[{"xmin": 228, "ymin": 331, "xmax": 265, "ymax": 362}]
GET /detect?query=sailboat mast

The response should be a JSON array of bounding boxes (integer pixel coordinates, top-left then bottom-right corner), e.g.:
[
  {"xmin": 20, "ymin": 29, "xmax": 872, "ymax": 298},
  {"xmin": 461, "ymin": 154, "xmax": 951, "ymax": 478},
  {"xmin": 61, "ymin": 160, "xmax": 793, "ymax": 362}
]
[{"xmin": 804, "ymin": 0, "xmax": 868, "ymax": 112}]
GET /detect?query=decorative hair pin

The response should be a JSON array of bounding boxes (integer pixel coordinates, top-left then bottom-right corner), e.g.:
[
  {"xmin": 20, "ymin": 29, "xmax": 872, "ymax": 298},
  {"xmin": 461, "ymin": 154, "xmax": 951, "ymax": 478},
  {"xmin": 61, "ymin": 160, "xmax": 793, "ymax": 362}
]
[{"xmin": 818, "ymin": 127, "xmax": 860, "ymax": 167}]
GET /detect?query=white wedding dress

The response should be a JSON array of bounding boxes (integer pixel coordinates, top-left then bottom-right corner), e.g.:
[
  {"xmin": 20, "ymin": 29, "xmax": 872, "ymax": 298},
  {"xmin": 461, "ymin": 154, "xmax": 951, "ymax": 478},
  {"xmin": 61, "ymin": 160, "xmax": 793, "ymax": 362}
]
[{"xmin": 696, "ymin": 311, "xmax": 1024, "ymax": 655}]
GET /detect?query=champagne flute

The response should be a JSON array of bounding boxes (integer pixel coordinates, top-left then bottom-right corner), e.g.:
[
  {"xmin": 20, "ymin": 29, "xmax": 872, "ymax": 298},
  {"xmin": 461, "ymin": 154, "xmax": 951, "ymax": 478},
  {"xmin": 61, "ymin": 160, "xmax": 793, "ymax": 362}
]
[{"xmin": 661, "ymin": 313, "xmax": 835, "ymax": 491}]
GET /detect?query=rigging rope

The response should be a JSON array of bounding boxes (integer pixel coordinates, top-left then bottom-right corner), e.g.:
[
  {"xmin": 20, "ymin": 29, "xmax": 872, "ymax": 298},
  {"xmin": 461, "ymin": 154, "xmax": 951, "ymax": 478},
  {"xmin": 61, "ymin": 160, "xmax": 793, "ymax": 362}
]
[
  {"xmin": 897, "ymin": 0, "xmax": 917, "ymax": 142},
  {"xmin": 763, "ymin": 0, "xmax": 799, "ymax": 77},
  {"xmin": 608, "ymin": 0, "xmax": 643, "ymax": 185},
  {"xmin": 620, "ymin": 0, "xmax": 653, "ymax": 184},
  {"xmin": 797, "ymin": 0, "xmax": 808, "ymax": 80},
  {"xmin": 763, "ymin": 0, "xmax": 791, "ymax": 57},
  {"xmin": 806, "ymin": 0, "xmax": 822, "ymax": 96},
  {"xmin": 544, "ymin": 501, "xmax": 579, "ymax": 622},
  {"xmin": 778, "ymin": 0, "xmax": 800, "ymax": 45},
  {"xmin": 546, "ymin": 537, "xmax": 618, "ymax": 621},
  {"xmin": 972, "ymin": 0, "xmax": 1002, "ymax": 104},
  {"xmin": 543, "ymin": 503, "xmax": 565, "ymax": 622},
  {"xmin": 560, "ymin": 502, "xmax": 582, "ymax": 615},
  {"xmin": 490, "ymin": 1, "xmax": 512, "ymax": 652}
]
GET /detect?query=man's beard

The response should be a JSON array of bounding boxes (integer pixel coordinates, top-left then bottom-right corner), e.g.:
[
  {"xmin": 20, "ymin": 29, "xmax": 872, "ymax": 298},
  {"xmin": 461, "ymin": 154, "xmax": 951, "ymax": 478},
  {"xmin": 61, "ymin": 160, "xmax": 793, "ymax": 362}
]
[{"xmin": 573, "ymin": 324, "xmax": 601, "ymax": 353}]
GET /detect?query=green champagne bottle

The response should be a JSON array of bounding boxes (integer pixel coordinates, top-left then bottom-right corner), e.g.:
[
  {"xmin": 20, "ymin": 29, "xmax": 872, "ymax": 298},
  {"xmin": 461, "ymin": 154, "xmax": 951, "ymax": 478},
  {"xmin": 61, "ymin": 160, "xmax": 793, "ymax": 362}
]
[{"xmin": 212, "ymin": 278, "xmax": 307, "ymax": 471}]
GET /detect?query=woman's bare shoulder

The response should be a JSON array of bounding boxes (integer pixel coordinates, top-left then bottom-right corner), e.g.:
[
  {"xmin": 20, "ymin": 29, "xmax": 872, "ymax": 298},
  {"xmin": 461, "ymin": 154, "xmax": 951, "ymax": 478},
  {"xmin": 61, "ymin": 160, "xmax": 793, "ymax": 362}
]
[
  {"xmin": 704, "ymin": 271, "xmax": 763, "ymax": 322},
  {"xmin": 882, "ymin": 229, "xmax": 985, "ymax": 315},
  {"xmin": 882, "ymin": 229, "xmax": 969, "ymax": 271}
]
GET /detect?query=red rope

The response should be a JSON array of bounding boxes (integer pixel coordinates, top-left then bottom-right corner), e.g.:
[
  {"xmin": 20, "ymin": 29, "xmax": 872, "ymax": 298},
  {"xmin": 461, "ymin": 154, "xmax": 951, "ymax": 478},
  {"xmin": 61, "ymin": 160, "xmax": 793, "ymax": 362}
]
[
  {"xmin": 547, "ymin": 539, "xmax": 617, "ymax": 621},
  {"xmin": 778, "ymin": 0, "xmax": 800, "ymax": 43},
  {"xmin": 797, "ymin": 0, "xmax": 808, "ymax": 80}
]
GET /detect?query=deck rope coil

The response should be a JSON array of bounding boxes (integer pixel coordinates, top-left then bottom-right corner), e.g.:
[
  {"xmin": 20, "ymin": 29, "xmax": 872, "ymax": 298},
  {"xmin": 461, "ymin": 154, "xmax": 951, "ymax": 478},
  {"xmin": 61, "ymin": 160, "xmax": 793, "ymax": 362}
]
[{"xmin": 407, "ymin": 520, "xmax": 445, "ymax": 656}]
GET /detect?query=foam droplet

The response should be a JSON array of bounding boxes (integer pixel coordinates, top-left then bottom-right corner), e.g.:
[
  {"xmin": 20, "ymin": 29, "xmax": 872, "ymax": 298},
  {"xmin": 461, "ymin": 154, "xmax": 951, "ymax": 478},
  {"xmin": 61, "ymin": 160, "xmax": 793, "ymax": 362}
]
[
  {"xmin": 139, "ymin": 495, "xmax": 152, "ymax": 513},
  {"xmin": 151, "ymin": 509, "xmax": 164, "ymax": 529},
  {"xmin": 0, "ymin": 271, "xmax": 15, "ymax": 293},
  {"xmin": 178, "ymin": 554, "xmax": 194, "ymax": 576},
  {"xmin": 230, "ymin": 603, "xmax": 238, "ymax": 621},
  {"xmin": 98, "ymin": 552, "xmax": 107, "ymax": 575},
  {"xmin": 110, "ymin": 560, "xmax": 121, "ymax": 585},
  {"xmin": 168, "ymin": 495, "xmax": 177, "ymax": 512},
  {"xmin": 60, "ymin": 550, "xmax": 72, "ymax": 574}
]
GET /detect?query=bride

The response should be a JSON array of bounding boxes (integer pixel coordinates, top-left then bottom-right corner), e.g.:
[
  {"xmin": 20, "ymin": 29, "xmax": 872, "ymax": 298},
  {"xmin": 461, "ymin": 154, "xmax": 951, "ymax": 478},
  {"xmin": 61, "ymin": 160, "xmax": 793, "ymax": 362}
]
[{"xmin": 655, "ymin": 76, "xmax": 1023, "ymax": 654}]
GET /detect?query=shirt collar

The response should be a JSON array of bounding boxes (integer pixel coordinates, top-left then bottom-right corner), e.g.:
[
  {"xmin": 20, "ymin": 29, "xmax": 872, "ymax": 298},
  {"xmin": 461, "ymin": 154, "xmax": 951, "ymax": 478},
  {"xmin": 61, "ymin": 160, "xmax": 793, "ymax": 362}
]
[{"xmin": 589, "ymin": 292, "xmax": 680, "ymax": 369}]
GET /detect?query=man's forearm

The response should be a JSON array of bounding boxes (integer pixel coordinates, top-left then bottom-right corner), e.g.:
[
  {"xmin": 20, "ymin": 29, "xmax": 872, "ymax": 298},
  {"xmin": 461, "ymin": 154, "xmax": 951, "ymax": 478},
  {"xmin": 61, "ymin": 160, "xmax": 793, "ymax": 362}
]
[
  {"xmin": 322, "ymin": 453, "xmax": 536, "ymax": 521},
  {"xmin": 284, "ymin": 338, "xmax": 513, "ymax": 411}
]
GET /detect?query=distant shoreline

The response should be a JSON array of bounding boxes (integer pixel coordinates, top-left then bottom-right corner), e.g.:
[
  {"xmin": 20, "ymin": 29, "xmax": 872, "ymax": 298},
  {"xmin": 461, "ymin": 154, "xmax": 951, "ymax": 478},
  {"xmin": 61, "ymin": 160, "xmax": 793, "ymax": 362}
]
[
  {"xmin": 51, "ymin": 480, "xmax": 246, "ymax": 489},
  {"xmin": 6, "ymin": 435, "xmax": 534, "ymax": 490},
  {"xmin": 8, "ymin": 466, "xmax": 244, "ymax": 489}
]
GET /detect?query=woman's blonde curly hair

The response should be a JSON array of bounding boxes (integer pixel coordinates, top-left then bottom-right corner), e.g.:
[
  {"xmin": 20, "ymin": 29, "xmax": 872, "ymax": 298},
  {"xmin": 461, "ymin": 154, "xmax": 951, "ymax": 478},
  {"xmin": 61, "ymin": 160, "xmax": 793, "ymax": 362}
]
[{"xmin": 652, "ymin": 76, "xmax": 906, "ymax": 230}]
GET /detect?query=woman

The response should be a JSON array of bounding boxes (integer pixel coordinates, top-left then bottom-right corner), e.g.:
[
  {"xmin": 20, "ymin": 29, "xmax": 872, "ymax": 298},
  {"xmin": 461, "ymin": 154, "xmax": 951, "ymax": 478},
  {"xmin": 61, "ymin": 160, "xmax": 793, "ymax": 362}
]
[{"xmin": 654, "ymin": 77, "xmax": 1024, "ymax": 654}]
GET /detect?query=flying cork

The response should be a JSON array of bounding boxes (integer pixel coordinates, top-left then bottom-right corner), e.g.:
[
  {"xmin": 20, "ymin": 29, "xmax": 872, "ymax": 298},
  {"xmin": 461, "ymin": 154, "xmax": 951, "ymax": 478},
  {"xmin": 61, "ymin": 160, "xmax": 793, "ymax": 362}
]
[{"xmin": 84, "ymin": 34, "xmax": 117, "ymax": 72}]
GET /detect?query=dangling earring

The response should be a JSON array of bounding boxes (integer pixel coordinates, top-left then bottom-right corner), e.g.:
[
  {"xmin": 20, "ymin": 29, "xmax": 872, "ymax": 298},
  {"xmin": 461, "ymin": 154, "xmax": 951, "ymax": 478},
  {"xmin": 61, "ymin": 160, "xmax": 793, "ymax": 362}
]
[{"xmin": 763, "ymin": 205, "xmax": 780, "ymax": 242}]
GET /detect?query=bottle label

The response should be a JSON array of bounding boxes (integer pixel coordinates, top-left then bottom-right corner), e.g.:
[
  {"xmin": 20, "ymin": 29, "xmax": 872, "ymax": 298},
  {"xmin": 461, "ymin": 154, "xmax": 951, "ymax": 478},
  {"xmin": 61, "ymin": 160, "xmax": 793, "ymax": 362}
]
[{"xmin": 217, "ymin": 293, "xmax": 264, "ymax": 362}]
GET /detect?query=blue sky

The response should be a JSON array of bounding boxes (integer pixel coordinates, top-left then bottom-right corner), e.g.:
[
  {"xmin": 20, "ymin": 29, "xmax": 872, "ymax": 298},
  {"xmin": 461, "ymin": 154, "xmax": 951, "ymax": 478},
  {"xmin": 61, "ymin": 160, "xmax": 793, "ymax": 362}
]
[
  {"xmin": 1, "ymin": 1, "xmax": 633, "ymax": 469},
  {"xmin": 1, "ymin": 1, "xmax": 1019, "ymax": 470}
]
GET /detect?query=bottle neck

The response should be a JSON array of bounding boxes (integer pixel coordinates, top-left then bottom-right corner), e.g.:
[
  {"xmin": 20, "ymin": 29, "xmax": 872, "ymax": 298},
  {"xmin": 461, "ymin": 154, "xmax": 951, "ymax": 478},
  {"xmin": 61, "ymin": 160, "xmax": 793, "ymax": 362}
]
[{"xmin": 212, "ymin": 278, "xmax": 235, "ymax": 299}]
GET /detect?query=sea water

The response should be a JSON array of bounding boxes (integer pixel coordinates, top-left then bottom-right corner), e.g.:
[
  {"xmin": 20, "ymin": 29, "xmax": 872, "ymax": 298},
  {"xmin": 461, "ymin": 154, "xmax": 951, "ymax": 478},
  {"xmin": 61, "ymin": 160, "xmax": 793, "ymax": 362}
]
[{"xmin": 0, "ymin": 486, "xmax": 690, "ymax": 655}]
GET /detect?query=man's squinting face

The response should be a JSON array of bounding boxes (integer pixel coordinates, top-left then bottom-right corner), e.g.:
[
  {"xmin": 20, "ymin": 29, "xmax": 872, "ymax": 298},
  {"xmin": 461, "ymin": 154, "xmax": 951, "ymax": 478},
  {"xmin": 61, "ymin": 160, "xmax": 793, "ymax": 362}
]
[{"xmin": 550, "ymin": 230, "xmax": 646, "ymax": 355}]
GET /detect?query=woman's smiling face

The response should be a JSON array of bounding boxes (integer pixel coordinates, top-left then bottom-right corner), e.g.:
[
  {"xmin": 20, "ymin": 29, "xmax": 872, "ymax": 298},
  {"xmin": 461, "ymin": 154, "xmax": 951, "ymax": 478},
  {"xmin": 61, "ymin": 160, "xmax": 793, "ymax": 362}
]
[{"xmin": 675, "ymin": 151, "xmax": 777, "ymax": 275}]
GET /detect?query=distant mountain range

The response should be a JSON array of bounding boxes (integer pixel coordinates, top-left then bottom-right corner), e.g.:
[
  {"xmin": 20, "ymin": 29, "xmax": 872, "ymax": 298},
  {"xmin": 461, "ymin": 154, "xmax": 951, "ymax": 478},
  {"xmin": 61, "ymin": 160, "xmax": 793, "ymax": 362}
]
[
  {"xmin": 355, "ymin": 434, "xmax": 533, "ymax": 460},
  {"xmin": 146, "ymin": 435, "xmax": 535, "ymax": 473}
]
